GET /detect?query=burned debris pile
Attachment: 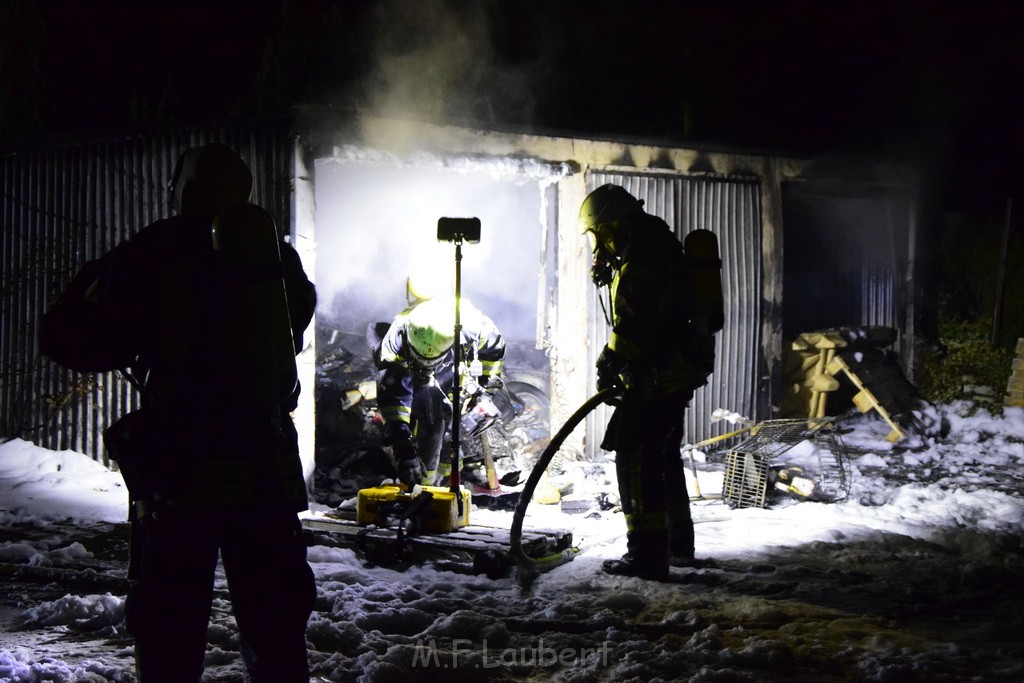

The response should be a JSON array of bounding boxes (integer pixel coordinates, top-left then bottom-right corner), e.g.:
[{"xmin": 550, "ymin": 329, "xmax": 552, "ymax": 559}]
[{"xmin": 313, "ymin": 324, "xmax": 552, "ymax": 508}]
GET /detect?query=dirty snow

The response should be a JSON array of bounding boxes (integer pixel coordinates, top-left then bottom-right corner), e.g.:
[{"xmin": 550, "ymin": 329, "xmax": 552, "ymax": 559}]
[{"xmin": 1, "ymin": 401, "xmax": 1023, "ymax": 681}]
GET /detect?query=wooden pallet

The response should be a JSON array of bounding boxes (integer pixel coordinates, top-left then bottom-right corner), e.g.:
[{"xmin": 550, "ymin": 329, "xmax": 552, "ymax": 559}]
[
  {"xmin": 302, "ymin": 510, "xmax": 573, "ymax": 578},
  {"xmin": 1006, "ymin": 338, "xmax": 1024, "ymax": 408}
]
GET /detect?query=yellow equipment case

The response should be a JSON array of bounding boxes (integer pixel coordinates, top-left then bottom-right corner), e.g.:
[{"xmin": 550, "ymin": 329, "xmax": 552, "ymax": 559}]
[{"xmin": 357, "ymin": 485, "xmax": 471, "ymax": 533}]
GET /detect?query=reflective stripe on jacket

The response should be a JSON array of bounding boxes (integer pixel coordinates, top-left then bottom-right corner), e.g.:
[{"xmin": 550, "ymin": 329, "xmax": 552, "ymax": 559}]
[{"xmin": 377, "ymin": 298, "xmax": 505, "ymax": 434}]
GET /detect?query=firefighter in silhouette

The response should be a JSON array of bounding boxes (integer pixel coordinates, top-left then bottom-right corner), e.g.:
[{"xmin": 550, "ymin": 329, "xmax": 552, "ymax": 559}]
[
  {"xmin": 579, "ymin": 184, "xmax": 722, "ymax": 581},
  {"xmin": 375, "ymin": 295, "xmax": 506, "ymax": 487},
  {"xmin": 41, "ymin": 143, "xmax": 317, "ymax": 681}
]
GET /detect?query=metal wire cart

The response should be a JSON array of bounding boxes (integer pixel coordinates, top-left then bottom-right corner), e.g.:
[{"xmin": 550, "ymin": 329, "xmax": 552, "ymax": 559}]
[{"xmin": 717, "ymin": 417, "xmax": 852, "ymax": 509}]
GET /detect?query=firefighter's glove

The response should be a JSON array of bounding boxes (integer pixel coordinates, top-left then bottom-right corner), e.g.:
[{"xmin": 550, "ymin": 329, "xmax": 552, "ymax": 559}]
[
  {"xmin": 391, "ymin": 434, "xmax": 417, "ymax": 462},
  {"xmin": 391, "ymin": 432, "xmax": 423, "ymax": 487},
  {"xmin": 596, "ymin": 346, "xmax": 627, "ymax": 395},
  {"xmin": 478, "ymin": 375, "xmax": 503, "ymax": 393},
  {"xmin": 397, "ymin": 456, "xmax": 425, "ymax": 489}
]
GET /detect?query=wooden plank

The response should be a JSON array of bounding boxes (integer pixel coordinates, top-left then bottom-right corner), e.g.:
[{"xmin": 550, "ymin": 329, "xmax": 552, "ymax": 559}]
[
  {"xmin": 825, "ymin": 355, "xmax": 905, "ymax": 442},
  {"xmin": 302, "ymin": 516, "xmax": 572, "ymax": 556}
]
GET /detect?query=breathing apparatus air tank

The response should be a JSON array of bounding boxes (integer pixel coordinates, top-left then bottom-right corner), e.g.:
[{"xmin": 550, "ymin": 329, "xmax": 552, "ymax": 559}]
[
  {"xmin": 683, "ymin": 229, "xmax": 725, "ymax": 336},
  {"xmin": 211, "ymin": 202, "xmax": 298, "ymax": 409}
]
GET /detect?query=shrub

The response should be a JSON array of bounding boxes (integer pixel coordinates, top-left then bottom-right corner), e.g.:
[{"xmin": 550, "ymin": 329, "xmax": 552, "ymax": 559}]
[{"xmin": 917, "ymin": 314, "xmax": 1013, "ymax": 410}]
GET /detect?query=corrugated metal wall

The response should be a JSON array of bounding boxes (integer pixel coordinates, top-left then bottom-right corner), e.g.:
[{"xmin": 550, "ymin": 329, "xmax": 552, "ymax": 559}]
[
  {"xmin": 584, "ymin": 171, "xmax": 764, "ymax": 451},
  {"xmin": 1, "ymin": 119, "xmax": 294, "ymax": 464}
]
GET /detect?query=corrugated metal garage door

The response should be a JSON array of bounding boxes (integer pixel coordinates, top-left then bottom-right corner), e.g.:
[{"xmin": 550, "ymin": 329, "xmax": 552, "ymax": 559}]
[
  {"xmin": 584, "ymin": 171, "xmax": 763, "ymax": 452},
  {"xmin": 1, "ymin": 119, "xmax": 293, "ymax": 463}
]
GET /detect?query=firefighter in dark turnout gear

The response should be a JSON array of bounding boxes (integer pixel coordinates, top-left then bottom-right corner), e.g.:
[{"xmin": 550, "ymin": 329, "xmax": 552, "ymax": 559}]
[
  {"xmin": 42, "ymin": 144, "xmax": 317, "ymax": 681},
  {"xmin": 580, "ymin": 184, "xmax": 718, "ymax": 581},
  {"xmin": 376, "ymin": 295, "xmax": 505, "ymax": 487}
]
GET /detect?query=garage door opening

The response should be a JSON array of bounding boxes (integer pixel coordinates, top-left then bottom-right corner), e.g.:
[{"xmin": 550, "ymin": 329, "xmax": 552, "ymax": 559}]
[
  {"xmin": 781, "ymin": 182, "xmax": 912, "ymax": 341},
  {"xmin": 310, "ymin": 156, "xmax": 556, "ymax": 504}
]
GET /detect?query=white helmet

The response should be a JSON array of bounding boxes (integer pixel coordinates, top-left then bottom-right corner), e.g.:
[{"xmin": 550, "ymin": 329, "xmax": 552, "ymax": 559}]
[{"xmin": 405, "ymin": 298, "xmax": 456, "ymax": 365}]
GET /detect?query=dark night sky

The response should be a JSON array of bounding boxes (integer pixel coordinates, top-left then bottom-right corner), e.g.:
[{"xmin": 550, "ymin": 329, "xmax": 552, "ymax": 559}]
[{"xmin": 5, "ymin": 1, "xmax": 1024, "ymax": 215}]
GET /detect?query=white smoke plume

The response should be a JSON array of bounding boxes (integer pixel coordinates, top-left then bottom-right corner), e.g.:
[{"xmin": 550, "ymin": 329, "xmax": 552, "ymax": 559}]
[{"xmin": 355, "ymin": 0, "xmax": 538, "ymax": 127}]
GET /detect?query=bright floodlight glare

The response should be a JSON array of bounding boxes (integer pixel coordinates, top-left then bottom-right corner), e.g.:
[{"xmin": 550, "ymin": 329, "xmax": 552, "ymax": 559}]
[{"xmin": 313, "ymin": 159, "xmax": 546, "ymax": 342}]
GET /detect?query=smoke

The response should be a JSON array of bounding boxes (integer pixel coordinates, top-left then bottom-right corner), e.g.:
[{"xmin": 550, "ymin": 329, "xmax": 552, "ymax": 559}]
[
  {"xmin": 354, "ymin": 0, "xmax": 538, "ymax": 127},
  {"xmin": 314, "ymin": 156, "xmax": 554, "ymax": 343},
  {"xmin": 311, "ymin": 2, "xmax": 560, "ymax": 346}
]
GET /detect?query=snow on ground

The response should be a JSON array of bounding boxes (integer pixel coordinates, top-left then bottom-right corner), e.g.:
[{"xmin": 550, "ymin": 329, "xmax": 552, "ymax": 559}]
[
  {"xmin": 0, "ymin": 440, "xmax": 128, "ymax": 527},
  {"xmin": 1, "ymin": 401, "xmax": 1023, "ymax": 682}
]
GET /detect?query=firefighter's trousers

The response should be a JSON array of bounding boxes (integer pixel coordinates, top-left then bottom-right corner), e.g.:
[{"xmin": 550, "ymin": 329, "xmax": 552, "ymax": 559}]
[
  {"xmin": 411, "ymin": 381, "xmax": 454, "ymax": 485},
  {"xmin": 603, "ymin": 389, "xmax": 694, "ymax": 563},
  {"xmin": 125, "ymin": 503, "xmax": 315, "ymax": 682}
]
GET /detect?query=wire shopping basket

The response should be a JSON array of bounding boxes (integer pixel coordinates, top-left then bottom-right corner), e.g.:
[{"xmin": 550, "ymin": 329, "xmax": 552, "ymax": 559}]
[{"xmin": 720, "ymin": 417, "xmax": 852, "ymax": 509}]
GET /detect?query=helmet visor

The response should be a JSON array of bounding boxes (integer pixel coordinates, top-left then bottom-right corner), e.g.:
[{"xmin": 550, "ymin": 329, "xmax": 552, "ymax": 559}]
[
  {"xmin": 586, "ymin": 222, "xmax": 619, "ymax": 255},
  {"xmin": 408, "ymin": 341, "xmax": 449, "ymax": 368}
]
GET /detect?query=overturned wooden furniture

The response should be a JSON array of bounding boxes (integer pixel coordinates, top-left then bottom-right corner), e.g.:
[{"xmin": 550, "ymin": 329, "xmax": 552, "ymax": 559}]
[{"xmin": 782, "ymin": 327, "xmax": 919, "ymax": 443}]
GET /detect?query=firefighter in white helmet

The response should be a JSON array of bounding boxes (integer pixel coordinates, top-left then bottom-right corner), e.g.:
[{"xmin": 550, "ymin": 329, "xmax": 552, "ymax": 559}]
[
  {"xmin": 376, "ymin": 295, "xmax": 506, "ymax": 487},
  {"xmin": 579, "ymin": 183, "xmax": 719, "ymax": 581}
]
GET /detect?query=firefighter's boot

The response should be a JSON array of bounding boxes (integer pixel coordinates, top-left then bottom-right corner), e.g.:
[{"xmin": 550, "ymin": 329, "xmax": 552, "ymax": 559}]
[
  {"xmin": 602, "ymin": 553, "xmax": 669, "ymax": 580},
  {"xmin": 668, "ymin": 530, "xmax": 695, "ymax": 568},
  {"xmin": 603, "ymin": 530, "xmax": 669, "ymax": 580}
]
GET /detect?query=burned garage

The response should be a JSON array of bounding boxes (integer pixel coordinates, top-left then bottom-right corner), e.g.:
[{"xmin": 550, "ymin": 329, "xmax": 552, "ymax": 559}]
[{"xmin": 2, "ymin": 112, "xmax": 919, "ymax": 501}]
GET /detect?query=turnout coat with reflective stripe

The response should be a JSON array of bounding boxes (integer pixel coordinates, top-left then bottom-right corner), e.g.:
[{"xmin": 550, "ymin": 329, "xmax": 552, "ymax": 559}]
[{"xmin": 377, "ymin": 299, "xmax": 505, "ymax": 437}]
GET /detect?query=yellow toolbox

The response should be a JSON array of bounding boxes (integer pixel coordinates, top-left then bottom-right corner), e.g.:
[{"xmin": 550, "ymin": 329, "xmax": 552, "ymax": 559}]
[{"xmin": 357, "ymin": 485, "xmax": 471, "ymax": 533}]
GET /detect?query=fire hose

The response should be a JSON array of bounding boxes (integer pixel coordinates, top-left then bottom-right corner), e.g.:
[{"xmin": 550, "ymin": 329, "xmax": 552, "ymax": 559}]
[{"xmin": 510, "ymin": 387, "xmax": 622, "ymax": 583}]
